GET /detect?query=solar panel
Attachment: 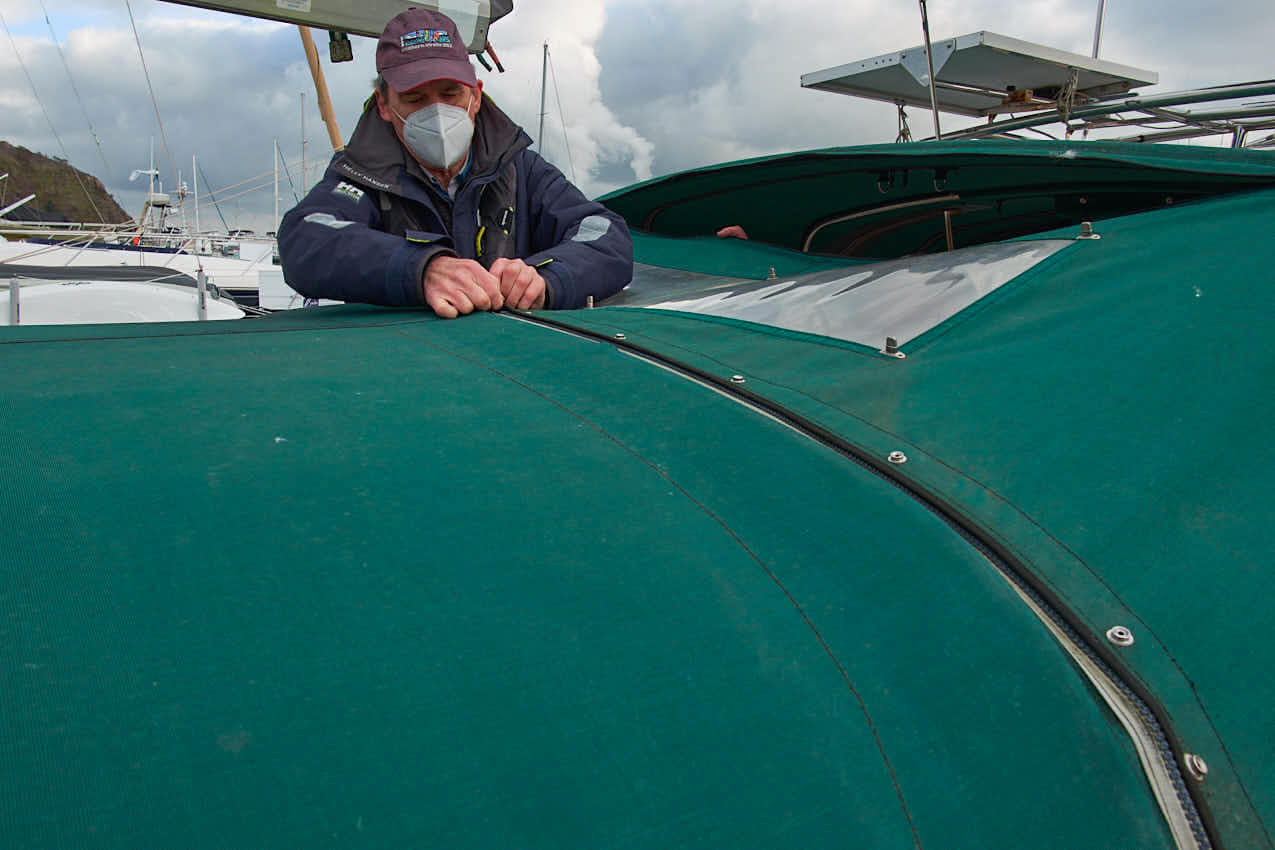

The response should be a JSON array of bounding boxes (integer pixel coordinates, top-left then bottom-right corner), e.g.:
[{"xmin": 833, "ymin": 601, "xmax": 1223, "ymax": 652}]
[
  {"xmin": 801, "ymin": 31, "xmax": 1158, "ymax": 118},
  {"xmin": 155, "ymin": 0, "xmax": 503, "ymax": 49}
]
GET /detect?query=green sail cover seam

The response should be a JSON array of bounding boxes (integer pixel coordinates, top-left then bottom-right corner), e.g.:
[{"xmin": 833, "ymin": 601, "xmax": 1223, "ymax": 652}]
[
  {"xmin": 506, "ymin": 306, "xmax": 1219, "ymax": 848},
  {"xmin": 599, "ymin": 307, "xmax": 884, "ymax": 357},
  {"xmin": 384, "ymin": 320, "xmax": 926, "ymax": 849}
]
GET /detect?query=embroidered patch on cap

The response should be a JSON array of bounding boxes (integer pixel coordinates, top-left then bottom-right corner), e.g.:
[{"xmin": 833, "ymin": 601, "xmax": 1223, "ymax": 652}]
[
  {"xmin": 332, "ymin": 181, "xmax": 365, "ymax": 202},
  {"xmin": 400, "ymin": 28, "xmax": 452, "ymax": 51}
]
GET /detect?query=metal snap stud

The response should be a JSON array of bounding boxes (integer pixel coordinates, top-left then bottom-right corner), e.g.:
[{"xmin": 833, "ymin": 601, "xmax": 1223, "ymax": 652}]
[
  {"xmin": 1184, "ymin": 753, "xmax": 1208, "ymax": 781},
  {"xmin": 729, "ymin": 375, "xmax": 746, "ymax": 384},
  {"xmin": 881, "ymin": 337, "xmax": 907, "ymax": 359},
  {"xmin": 887, "ymin": 451, "xmax": 908, "ymax": 465},
  {"xmin": 614, "ymin": 333, "xmax": 626, "ymax": 340},
  {"xmin": 1106, "ymin": 625, "xmax": 1135, "ymax": 646}
]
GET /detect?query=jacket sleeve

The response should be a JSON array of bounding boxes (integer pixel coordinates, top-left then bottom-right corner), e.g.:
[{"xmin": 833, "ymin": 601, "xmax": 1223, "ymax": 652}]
[
  {"xmin": 517, "ymin": 152, "xmax": 633, "ymax": 309},
  {"xmin": 277, "ymin": 169, "xmax": 453, "ymax": 307}
]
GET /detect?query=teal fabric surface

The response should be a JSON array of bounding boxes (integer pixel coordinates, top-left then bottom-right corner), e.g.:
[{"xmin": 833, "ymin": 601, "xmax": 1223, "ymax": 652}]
[
  {"xmin": 552, "ymin": 186, "xmax": 1275, "ymax": 848},
  {"xmin": 1, "ymin": 308, "xmax": 1172, "ymax": 847},
  {"xmin": 631, "ymin": 231, "xmax": 869, "ymax": 280}
]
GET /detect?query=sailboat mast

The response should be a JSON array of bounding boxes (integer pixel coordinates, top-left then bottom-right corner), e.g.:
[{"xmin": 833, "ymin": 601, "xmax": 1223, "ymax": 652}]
[
  {"xmin": 301, "ymin": 92, "xmax": 307, "ymax": 193},
  {"xmin": 192, "ymin": 155, "xmax": 200, "ymax": 242},
  {"xmin": 538, "ymin": 41, "xmax": 548, "ymax": 150},
  {"xmin": 147, "ymin": 136, "xmax": 156, "ymax": 229},
  {"xmin": 273, "ymin": 138, "xmax": 280, "ymax": 234}
]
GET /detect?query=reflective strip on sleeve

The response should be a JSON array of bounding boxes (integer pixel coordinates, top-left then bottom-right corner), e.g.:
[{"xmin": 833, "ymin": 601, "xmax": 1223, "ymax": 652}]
[
  {"xmin": 304, "ymin": 213, "xmax": 355, "ymax": 230},
  {"xmin": 571, "ymin": 215, "xmax": 611, "ymax": 243}
]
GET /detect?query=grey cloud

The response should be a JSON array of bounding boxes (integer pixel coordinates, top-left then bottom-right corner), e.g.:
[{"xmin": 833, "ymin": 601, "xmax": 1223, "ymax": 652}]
[
  {"xmin": 596, "ymin": 1, "xmax": 755, "ymax": 113},
  {"xmin": 4, "ymin": 0, "xmax": 1274, "ymax": 235},
  {"xmin": 595, "ymin": 0, "xmax": 1275, "ymax": 181}
]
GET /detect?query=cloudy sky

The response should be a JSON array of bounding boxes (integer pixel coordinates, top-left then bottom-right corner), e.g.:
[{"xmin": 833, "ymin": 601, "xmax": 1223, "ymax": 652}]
[{"xmin": 1, "ymin": 0, "xmax": 1271, "ymax": 233}]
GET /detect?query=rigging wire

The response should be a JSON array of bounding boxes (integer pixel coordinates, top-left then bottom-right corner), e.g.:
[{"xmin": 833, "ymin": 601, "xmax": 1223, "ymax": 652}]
[
  {"xmin": 196, "ymin": 165, "xmax": 232, "ymax": 233},
  {"xmin": 545, "ymin": 45, "xmax": 578, "ymax": 184},
  {"xmin": 123, "ymin": 0, "xmax": 185, "ymax": 247},
  {"xmin": 277, "ymin": 148, "xmax": 300, "ymax": 203},
  {"xmin": 0, "ymin": 8, "xmax": 106, "ymax": 222},
  {"xmin": 200, "ymin": 157, "xmax": 309, "ymax": 206},
  {"xmin": 38, "ymin": 0, "xmax": 111, "ymax": 176}
]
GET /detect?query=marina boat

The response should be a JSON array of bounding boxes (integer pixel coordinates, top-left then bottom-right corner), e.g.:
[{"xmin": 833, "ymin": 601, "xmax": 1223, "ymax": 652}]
[
  {"xmin": 0, "ymin": 234, "xmax": 276, "ymax": 305},
  {"xmin": 0, "ymin": 263, "xmax": 245, "ymax": 325},
  {"xmin": 2, "ymin": 2, "xmax": 1273, "ymax": 848}
]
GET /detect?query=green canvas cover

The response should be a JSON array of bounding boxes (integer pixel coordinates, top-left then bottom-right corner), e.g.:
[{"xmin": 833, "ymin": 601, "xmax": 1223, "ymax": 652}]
[
  {"xmin": 601, "ymin": 140, "xmax": 1275, "ymax": 258},
  {"xmin": 4, "ymin": 306, "xmax": 1172, "ymax": 848},
  {"xmin": 550, "ymin": 182, "xmax": 1275, "ymax": 848},
  {"xmin": 3, "ymin": 140, "xmax": 1273, "ymax": 848}
]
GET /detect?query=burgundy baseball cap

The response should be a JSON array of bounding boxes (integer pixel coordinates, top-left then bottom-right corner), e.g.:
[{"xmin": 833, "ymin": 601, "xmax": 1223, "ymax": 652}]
[{"xmin": 376, "ymin": 8, "xmax": 477, "ymax": 92}]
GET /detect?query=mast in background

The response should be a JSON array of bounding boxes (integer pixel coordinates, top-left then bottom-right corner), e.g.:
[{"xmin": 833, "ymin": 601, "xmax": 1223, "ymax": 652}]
[
  {"xmin": 301, "ymin": 92, "xmax": 308, "ymax": 192},
  {"xmin": 273, "ymin": 138, "xmax": 280, "ymax": 234},
  {"xmin": 192, "ymin": 155, "xmax": 200, "ymax": 241},
  {"xmin": 538, "ymin": 41, "xmax": 548, "ymax": 150}
]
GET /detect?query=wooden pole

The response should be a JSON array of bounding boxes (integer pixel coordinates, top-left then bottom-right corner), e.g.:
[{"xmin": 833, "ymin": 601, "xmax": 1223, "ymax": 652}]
[{"xmin": 298, "ymin": 26, "xmax": 344, "ymax": 152}]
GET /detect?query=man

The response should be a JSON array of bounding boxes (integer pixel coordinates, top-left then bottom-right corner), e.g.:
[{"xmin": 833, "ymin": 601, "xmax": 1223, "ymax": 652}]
[{"xmin": 278, "ymin": 9, "xmax": 632, "ymax": 317}]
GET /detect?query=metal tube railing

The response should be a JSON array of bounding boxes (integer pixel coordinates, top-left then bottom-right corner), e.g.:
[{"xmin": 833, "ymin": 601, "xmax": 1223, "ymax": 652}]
[{"xmin": 938, "ymin": 80, "xmax": 1275, "ymax": 141}]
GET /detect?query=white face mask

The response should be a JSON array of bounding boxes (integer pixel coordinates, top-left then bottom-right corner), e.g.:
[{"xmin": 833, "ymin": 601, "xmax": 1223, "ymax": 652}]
[{"xmin": 393, "ymin": 92, "xmax": 475, "ymax": 170}]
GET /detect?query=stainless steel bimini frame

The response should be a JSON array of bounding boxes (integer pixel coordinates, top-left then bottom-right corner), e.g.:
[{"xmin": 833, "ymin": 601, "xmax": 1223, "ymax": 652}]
[{"xmin": 940, "ymin": 80, "xmax": 1275, "ymax": 149}]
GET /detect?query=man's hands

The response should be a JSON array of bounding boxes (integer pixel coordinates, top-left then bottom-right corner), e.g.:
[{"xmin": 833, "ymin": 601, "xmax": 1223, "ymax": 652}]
[
  {"xmin": 423, "ymin": 256, "xmax": 547, "ymax": 318},
  {"xmin": 490, "ymin": 258, "xmax": 547, "ymax": 311},
  {"xmin": 424, "ymin": 256, "xmax": 503, "ymax": 319}
]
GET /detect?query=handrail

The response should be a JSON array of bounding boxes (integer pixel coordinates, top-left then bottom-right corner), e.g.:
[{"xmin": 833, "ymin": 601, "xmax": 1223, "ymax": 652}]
[
  {"xmin": 938, "ymin": 80, "xmax": 1275, "ymax": 142},
  {"xmin": 802, "ymin": 194, "xmax": 960, "ymax": 253}
]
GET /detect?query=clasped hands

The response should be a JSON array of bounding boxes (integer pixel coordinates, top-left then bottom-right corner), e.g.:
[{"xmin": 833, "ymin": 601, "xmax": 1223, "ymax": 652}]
[{"xmin": 423, "ymin": 255, "xmax": 545, "ymax": 319}]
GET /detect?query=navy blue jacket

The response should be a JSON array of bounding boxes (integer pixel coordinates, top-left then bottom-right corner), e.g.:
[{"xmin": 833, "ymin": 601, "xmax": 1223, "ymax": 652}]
[{"xmin": 277, "ymin": 96, "xmax": 632, "ymax": 309}]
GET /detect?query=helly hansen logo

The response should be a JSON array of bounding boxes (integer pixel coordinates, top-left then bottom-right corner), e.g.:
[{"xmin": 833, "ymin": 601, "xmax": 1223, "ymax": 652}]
[
  {"xmin": 332, "ymin": 181, "xmax": 365, "ymax": 202},
  {"xmin": 401, "ymin": 29, "xmax": 451, "ymax": 51}
]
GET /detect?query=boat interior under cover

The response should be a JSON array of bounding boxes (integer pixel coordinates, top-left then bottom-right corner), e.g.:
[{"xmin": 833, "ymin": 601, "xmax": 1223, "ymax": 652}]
[{"xmin": 601, "ymin": 139, "xmax": 1275, "ymax": 264}]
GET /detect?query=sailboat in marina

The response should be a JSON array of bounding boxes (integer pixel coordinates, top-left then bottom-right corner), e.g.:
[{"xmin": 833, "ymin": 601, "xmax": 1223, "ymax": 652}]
[{"xmin": 0, "ymin": 133, "xmax": 303, "ymax": 317}]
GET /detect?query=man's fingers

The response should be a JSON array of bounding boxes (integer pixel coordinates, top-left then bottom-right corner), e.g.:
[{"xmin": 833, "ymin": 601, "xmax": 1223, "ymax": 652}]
[
  {"xmin": 424, "ymin": 257, "xmax": 507, "ymax": 315},
  {"xmin": 492, "ymin": 258, "xmax": 519, "ymax": 296},
  {"xmin": 474, "ymin": 266, "xmax": 503, "ymax": 311},
  {"xmin": 426, "ymin": 289, "xmax": 459, "ymax": 319},
  {"xmin": 514, "ymin": 266, "xmax": 546, "ymax": 309},
  {"xmin": 505, "ymin": 265, "xmax": 532, "ymax": 308},
  {"xmin": 466, "ymin": 280, "xmax": 492, "ymax": 311},
  {"xmin": 491, "ymin": 259, "xmax": 545, "ymax": 310},
  {"xmin": 517, "ymin": 276, "xmax": 544, "ymax": 309},
  {"xmin": 522, "ymin": 280, "xmax": 546, "ymax": 310}
]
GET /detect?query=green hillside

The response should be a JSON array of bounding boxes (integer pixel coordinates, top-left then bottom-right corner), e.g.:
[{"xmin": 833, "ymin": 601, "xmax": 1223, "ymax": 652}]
[{"xmin": 0, "ymin": 141, "xmax": 131, "ymax": 225}]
